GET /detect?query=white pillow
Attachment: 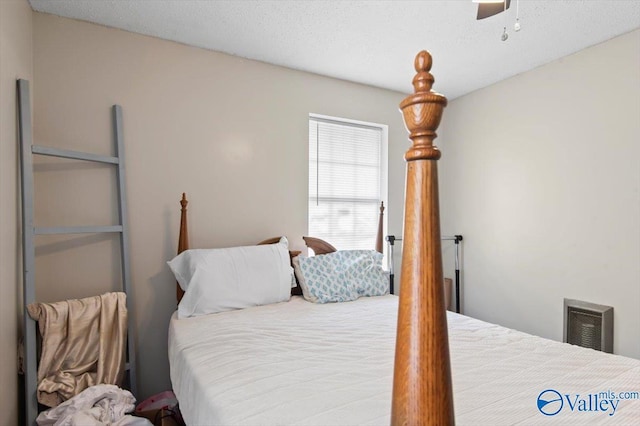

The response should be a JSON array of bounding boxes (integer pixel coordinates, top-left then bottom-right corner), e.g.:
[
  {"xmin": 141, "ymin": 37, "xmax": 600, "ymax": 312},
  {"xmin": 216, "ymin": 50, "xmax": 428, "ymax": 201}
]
[{"xmin": 168, "ymin": 237, "xmax": 293, "ymax": 318}]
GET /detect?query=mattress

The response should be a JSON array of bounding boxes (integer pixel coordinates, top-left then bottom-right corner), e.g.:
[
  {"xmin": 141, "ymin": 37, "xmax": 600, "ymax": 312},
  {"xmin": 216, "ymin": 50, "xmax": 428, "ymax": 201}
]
[{"xmin": 168, "ymin": 295, "xmax": 640, "ymax": 425}]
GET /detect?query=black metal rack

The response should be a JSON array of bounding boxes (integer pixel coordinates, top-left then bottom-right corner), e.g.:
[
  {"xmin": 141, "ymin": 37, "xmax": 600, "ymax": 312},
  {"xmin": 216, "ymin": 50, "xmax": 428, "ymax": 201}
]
[{"xmin": 386, "ymin": 234, "xmax": 463, "ymax": 313}]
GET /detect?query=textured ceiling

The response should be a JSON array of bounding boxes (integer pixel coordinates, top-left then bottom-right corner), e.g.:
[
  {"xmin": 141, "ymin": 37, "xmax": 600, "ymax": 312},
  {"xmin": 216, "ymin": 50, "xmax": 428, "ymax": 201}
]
[{"xmin": 29, "ymin": 0, "xmax": 640, "ymax": 99}]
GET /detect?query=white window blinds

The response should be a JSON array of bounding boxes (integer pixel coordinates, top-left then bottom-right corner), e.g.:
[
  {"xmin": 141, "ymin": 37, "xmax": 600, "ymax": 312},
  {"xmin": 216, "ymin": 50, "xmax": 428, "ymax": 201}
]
[{"xmin": 309, "ymin": 115, "xmax": 385, "ymax": 251}]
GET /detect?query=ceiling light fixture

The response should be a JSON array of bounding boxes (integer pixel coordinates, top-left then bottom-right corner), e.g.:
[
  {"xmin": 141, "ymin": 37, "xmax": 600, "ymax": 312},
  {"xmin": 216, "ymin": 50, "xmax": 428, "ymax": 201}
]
[
  {"xmin": 473, "ymin": 0, "xmax": 521, "ymax": 41},
  {"xmin": 475, "ymin": 0, "xmax": 511, "ymax": 20}
]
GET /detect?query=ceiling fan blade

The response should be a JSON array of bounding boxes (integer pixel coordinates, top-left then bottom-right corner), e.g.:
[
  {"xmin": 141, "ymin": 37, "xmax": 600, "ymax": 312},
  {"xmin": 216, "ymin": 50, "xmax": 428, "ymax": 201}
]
[{"xmin": 477, "ymin": 0, "xmax": 511, "ymax": 20}]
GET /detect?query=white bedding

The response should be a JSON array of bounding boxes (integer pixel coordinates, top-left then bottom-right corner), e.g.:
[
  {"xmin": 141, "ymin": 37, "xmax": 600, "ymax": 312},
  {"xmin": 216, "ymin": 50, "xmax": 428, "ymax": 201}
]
[{"xmin": 169, "ymin": 295, "xmax": 640, "ymax": 425}]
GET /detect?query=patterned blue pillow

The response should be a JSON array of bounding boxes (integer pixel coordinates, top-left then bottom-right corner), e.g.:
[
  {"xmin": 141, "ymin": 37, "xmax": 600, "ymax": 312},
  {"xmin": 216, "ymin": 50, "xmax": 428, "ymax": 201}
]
[
  {"xmin": 347, "ymin": 251, "xmax": 389, "ymax": 297},
  {"xmin": 293, "ymin": 250, "xmax": 388, "ymax": 303}
]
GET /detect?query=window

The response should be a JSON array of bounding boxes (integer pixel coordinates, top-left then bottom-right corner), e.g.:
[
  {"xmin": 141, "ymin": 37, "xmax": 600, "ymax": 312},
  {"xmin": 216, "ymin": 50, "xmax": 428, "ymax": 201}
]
[{"xmin": 308, "ymin": 114, "xmax": 387, "ymax": 251}]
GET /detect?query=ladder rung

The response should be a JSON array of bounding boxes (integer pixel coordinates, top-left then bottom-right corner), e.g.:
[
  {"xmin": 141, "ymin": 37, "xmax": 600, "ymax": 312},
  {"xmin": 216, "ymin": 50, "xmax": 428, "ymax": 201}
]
[
  {"xmin": 35, "ymin": 225, "xmax": 123, "ymax": 235},
  {"xmin": 32, "ymin": 145, "xmax": 119, "ymax": 164}
]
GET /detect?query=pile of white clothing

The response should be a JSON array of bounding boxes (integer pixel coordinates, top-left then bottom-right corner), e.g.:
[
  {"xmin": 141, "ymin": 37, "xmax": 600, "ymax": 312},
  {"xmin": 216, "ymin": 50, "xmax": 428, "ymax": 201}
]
[{"xmin": 36, "ymin": 384, "xmax": 152, "ymax": 426}]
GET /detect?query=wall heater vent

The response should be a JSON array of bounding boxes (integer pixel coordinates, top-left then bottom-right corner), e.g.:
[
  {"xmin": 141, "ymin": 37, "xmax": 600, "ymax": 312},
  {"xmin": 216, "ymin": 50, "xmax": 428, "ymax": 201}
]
[{"xmin": 563, "ymin": 299, "xmax": 613, "ymax": 353}]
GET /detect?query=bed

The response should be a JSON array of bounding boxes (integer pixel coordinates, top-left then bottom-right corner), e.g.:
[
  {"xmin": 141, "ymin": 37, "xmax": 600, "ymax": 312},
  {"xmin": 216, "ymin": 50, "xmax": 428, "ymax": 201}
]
[
  {"xmin": 169, "ymin": 296, "xmax": 639, "ymax": 425},
  {"xmin": 167, "ymin": 51, "xmax": 640, "ymax": 425}
]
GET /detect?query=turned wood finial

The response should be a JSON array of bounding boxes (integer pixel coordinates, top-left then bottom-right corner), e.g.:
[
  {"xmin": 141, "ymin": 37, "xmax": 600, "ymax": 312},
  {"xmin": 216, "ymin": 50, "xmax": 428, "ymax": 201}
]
[
  {"xmin": 376, "ymin": 201, "xmax": 385, "ymax": 254},
  {"xmin": 400, "ymin": 50, "xmax": 448, "ymax": 162},
  {"xmin": 412, "ymin": 51, "xmax": 434, "ymax": 93},
  {"xmin": 391, "ymin": 51, "xmax": 454, "ymax": 425},
  {"xmin": 178, "ymin": 193, "xmax": 189, "ymax": 254},
  {"xmin": 177, "ymin": 193, "xmax": 189, "ymax": 303}
]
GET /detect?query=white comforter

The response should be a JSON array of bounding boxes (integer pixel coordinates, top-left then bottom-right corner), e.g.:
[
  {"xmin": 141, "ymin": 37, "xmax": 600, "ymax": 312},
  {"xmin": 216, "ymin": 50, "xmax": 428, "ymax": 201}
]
[{"xmin": 169, "ymin": 295, "xmax": 640, "ymax": 425}]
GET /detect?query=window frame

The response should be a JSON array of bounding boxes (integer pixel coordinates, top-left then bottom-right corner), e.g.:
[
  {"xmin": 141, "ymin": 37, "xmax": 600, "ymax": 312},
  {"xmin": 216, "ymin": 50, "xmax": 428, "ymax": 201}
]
[{"xmin": 308, "ymin": 113, "xmax": 388, "ymax": 254}]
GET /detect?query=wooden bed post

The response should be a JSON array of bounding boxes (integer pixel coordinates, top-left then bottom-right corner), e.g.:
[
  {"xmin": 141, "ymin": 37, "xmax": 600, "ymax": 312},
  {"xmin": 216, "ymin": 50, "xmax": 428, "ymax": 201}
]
[
  {"xmin": 391, "ymin": 51, "xmax": 454, "ymax": 425},
  {"xmin": 176, "ymin": 193, "xmax": 189, "ymax": 303},
  {"xmin": 376, "ymin": 201, "xmax": 385, "ymax": 254}
]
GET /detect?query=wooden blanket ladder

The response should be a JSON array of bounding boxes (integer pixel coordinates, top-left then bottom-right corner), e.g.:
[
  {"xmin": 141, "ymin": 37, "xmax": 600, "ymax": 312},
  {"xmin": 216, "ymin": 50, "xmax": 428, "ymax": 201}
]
[{"xmin": 17, "ymin": 79, "xmax": 138, "ymax": 425}]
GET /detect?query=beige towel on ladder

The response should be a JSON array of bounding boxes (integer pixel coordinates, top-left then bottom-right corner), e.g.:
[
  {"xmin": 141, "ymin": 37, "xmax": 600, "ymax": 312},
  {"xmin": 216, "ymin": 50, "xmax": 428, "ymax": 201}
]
[{"xmin": 27, "ymin": 292, "xmax": 128, "ymax": 408}]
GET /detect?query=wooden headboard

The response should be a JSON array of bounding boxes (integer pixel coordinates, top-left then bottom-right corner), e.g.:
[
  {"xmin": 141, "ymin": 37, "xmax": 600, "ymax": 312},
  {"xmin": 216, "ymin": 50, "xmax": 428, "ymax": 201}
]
[{"xmin": 175, "ymin": 196, "xmax": 385, "ymax": 302}]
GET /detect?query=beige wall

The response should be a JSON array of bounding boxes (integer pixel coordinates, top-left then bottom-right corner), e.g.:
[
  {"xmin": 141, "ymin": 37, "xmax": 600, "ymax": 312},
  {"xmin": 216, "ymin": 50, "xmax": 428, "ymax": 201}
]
[
  {"xmin": 24, "ymin": 5, "xmax": 638, "ymax": 412},
  {"xmin": 439, "ymin": 30, "xmax": 640, "ymax": 358},
  {"xmin": 31, "ymin": 12, "xmax": 409, "ymax": 399},
  {"xmin": 0, "ymin": 0, "xmax": 33, "ymax": 423}
]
